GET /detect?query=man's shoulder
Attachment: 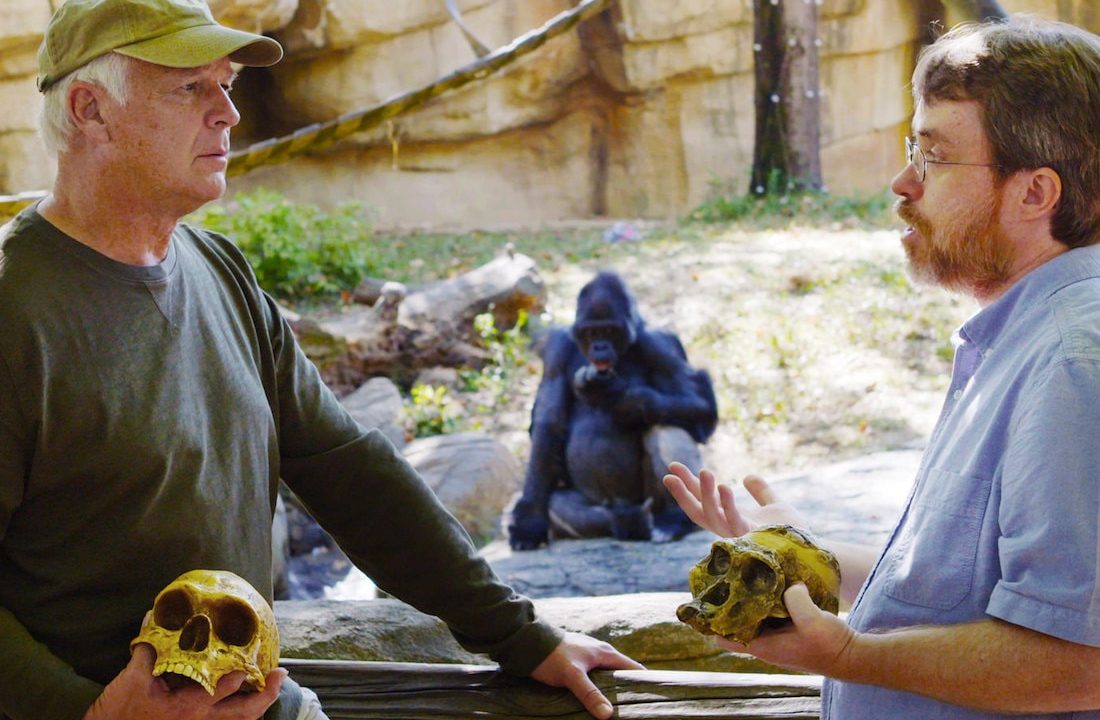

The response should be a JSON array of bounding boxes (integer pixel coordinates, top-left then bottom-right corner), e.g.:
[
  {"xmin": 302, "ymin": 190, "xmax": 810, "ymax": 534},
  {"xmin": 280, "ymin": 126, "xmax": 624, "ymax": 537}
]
[
  {"xmin": 0, "ymin": 208, "xmax": 52, "ymax": 289},
  {"xmin": 1047, "ymin": 277, "xmax": 1100, "ymax": 363},
  {"xmin": 175, "ymin": 220, "xmax": 238, "ymax": 256},
  {"xmin": 175, "ymin": 221, "xmax": 256, "ymax": 279}
]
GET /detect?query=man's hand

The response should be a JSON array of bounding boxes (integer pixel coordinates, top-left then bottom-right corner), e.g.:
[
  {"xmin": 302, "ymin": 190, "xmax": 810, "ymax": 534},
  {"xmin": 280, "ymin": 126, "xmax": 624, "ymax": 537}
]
[
  {"xmin": 83, "ymin": 643, "xmax": 286, "ymax": 720},
  {"xmin": 717, "ymin": 584, "xmax": 857, "ymax": 677},
  {"xmin": 529, "ymin": 632, "xmax": 644, "ymax": 719},
  {"xmin": 662, "ymin": 462, "xmax": 808, "ymax": 537}
]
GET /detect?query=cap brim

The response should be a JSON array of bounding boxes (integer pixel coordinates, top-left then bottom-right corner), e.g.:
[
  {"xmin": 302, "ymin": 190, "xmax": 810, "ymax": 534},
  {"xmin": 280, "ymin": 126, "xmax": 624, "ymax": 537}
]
[{"xmin": 114, "ymin": 24, "xmax": 282, "ymax": 69}]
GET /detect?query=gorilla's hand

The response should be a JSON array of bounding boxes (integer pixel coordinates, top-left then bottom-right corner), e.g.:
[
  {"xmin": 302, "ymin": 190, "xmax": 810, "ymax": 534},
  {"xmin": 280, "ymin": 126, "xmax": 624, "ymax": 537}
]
[
  {"xmin": 573, "ymin": 364, "xmax": 623, "ymax": 398},
  {"xmin": 613, "ymin": 385, "xmax": 662, "ymax": 425},
  {"xmin": 507, "ymin": 499, "xmax": 550, "ymax": 551}
]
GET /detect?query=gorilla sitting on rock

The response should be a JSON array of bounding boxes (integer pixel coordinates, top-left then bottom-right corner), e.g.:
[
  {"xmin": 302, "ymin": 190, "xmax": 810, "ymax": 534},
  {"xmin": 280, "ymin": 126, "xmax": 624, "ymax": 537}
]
[{"xmin": 508, "ymin": 270, "xmax": 718, "ymax": 550}]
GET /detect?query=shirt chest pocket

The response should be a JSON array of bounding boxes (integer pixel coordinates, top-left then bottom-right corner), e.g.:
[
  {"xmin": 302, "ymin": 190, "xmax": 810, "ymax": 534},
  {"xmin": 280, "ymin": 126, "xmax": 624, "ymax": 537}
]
[{"xmin": 880, "ymin": 468, "xmax": 993, "ymax": 610}]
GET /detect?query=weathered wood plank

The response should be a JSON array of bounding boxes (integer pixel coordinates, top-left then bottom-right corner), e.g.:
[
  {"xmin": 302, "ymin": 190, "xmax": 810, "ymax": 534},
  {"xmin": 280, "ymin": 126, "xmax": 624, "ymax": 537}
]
[{"xmin": 281, "ymin": 660, "xmax": 822, "ymax": 720}]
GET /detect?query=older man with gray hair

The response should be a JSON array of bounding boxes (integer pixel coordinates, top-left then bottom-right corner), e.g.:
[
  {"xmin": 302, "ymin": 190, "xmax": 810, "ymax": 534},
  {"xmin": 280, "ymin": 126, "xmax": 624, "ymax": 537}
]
[{"xmin": 0, "ymin": 2, "xmax": 642, "ymax": 719}]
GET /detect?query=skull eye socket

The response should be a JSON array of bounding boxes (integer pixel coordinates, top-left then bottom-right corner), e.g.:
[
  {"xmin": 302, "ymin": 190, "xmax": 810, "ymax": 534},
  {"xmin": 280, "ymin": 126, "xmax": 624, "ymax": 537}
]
[
  {"xmin": 153, "ymin": 588, "xmax": 193, "ymax": 631},
  {"xmin": 741, "ymin": 558, "xmax": 778, "ymax": 591},
  {"xmin": 211, "ymin": 599, "xmax": 258, "ymax": 647},
  {"xmin": 700, "ymin": 580, "xmax": 730, "ymax": 607},
  {"xmin": 707, "ymin": 546, "xmax": 732, "ymax": 575}
]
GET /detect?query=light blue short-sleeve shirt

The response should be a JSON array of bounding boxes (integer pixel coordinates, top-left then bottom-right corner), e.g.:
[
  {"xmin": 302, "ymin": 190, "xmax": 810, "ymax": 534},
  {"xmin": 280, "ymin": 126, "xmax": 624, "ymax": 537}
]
[{"xmin": 824, "ymin": 245, "xmax": 1100, "ymax": 719}]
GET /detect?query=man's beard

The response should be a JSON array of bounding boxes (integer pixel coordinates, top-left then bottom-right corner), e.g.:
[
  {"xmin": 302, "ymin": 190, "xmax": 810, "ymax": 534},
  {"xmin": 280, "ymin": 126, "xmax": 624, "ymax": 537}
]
[{"xmin": 895, "ymin": 191, "xmax": 1012, "ymax": 297}]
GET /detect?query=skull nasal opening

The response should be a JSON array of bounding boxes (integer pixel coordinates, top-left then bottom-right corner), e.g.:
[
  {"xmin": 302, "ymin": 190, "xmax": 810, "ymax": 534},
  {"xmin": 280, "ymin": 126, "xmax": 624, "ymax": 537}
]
[{"xmin": 179, "ymin": 615, "xmax": 211, "ymax": 652}]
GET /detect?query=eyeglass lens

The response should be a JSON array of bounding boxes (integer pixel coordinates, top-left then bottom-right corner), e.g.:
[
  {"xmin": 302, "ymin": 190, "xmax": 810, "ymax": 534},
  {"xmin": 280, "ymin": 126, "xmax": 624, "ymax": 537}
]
[{"xmin": 905, "ymin": 137, "xmax": 925, "ymax": 182}]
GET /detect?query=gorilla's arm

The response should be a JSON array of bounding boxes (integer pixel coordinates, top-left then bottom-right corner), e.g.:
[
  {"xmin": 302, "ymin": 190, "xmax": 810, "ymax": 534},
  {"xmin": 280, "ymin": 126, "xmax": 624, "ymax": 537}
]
[
  {"xmin": 617, "ymin": 329, "xmax": 719, "ymax": 443},
  {"xmin": 508, "ymin": 329, "xmax": 577, "ymax": 550}
]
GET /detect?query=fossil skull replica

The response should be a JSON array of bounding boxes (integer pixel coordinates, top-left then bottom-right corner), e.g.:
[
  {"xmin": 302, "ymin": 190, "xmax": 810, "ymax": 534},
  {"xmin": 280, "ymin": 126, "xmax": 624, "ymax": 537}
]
[
  {"xmin": 130, "ymin": 570, "xmax": 279, "ymax": 695},
  {"xmin": 677, "ymin": 525, "xmax": 841, "ymax": 644}
]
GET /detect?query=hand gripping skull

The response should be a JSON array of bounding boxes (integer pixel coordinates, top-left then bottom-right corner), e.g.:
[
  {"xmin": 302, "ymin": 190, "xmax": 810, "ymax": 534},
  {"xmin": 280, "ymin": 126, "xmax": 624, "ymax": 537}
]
[
  {"xmin": 130, "ymin": 570, "xmax": 279, "ymax": 695},
  {"xmin": 676, "ymin": 525, "xmax": 841, "ymax": 644}
]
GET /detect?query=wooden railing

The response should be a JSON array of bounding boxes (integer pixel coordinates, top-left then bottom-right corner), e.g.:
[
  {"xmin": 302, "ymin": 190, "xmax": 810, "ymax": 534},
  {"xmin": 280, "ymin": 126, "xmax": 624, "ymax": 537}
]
[{"xmin": 281, "ymin": 659, "xmax": 822, "ymax": 719}]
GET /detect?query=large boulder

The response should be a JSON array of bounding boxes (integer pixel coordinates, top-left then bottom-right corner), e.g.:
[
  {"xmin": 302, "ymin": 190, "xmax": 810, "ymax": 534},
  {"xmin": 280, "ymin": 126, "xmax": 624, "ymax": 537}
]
[
  {"xmin": 405, "ymin": 431, "xmax": 522, "ymax": 547},
  {"xmin": 340, "ymin": 376, "xmax": 406, "ymax": 450}
]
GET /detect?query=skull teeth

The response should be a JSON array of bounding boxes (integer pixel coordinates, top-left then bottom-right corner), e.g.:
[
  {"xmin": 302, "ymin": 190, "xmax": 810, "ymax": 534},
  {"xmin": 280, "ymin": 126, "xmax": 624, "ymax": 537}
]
[{"xmin": 153, "ymin": 661, "xmax": 216, "ymax": 695}]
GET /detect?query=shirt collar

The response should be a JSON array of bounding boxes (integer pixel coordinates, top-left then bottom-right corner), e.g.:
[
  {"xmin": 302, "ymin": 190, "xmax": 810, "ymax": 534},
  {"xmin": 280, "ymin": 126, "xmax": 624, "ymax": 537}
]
[{"xmin": 959, "ymin": 244, "xmax": 1100, "ymax": 351}]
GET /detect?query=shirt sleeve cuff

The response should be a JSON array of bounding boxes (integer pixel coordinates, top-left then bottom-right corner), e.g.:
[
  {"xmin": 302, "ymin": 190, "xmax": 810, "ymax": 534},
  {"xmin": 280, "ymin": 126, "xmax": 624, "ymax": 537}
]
[
  {"xmin": 486, "ymin": 619, "xmax": 565, "ymax": 677},
  {"xmin": 987, "ymin": 583, "xmax": 1100, "ymax": 647}
]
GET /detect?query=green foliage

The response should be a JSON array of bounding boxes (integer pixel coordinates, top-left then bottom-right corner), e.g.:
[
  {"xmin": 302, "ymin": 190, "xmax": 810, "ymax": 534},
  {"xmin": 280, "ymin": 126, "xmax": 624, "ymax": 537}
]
[
  {"xmin": 688, "ymin": 171, "xmax": 896, "ymax": 228},
  {"xmin": 406, "ymin": 384, "xmax": 461, "ymax": 437},
  {"xmin": 404, "ymin": 311, "xmax": 535, "ymax": 439},
  {"xmin": 459, "ymin": 310, "xmax": 533, "ymax": 411},
  {"xmin": 471, "ymin": 309, "xmax": 529, "ymax": 385},
  {"xmin": 192, "ymin": 189, "xmax": 373, "ymax": 302}
]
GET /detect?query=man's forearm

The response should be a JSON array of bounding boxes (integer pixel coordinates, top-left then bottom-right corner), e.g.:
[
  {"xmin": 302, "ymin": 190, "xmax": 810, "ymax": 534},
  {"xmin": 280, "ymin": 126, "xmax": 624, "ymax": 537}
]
[
  {"xmin": 842, "ymin": 618, "xmax": 1100, "ymax": 712},
  {"xmin": 0, "ymin": 606, "xmax": 103, "ymax": 720}
]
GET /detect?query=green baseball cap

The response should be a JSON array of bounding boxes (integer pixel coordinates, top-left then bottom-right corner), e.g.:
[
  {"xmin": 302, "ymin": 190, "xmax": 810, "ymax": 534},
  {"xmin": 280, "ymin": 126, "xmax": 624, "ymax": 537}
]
[{"xmin": 37, "ymin": 0, "xmax": 283, "ymax": 92}]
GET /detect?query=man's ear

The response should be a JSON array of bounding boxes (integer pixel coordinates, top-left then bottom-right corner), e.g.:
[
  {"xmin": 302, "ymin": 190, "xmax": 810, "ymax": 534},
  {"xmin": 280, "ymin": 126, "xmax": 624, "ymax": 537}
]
[
  {"xmin": 67, "ymin": 81, "xmax": 111, "ymax": 144},
  {"xmin": 1016, "ymin": 167, "xmax": 1062, "ymax": 223}
]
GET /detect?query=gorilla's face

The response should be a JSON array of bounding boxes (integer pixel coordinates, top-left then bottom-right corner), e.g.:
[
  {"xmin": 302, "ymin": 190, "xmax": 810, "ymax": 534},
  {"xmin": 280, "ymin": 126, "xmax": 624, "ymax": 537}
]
[
  {"xmin": 574, "ymin": 321, "xmax": 630, "ymax": 372},
  {"xmin": 571, "ymin": 271, "xmax": 639, "ymax": 374}
]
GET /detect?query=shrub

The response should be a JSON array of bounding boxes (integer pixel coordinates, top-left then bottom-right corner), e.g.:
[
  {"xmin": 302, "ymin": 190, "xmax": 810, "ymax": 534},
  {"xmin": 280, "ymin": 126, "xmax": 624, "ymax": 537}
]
[
  {"xmin": 406, "ymin": 384, "xmax": 461, "ymax": 437},
  {"xmin": 192, "ymin": 189, "xmax": 373, "ymax": 302}
]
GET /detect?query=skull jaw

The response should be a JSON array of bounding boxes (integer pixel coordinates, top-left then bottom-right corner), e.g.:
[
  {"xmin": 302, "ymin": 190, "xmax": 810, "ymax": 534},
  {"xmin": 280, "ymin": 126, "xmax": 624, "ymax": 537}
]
[
  {"xmin": 131, "ymin": 636, "xmax": 267, "ymax": 696},
  {"xmin": 676, "ymin": 595, "xmax": 785, "ymax": 645},
  {"xmin": 149, "ymin": 653, "xmax": 266, "ymax": 695}
]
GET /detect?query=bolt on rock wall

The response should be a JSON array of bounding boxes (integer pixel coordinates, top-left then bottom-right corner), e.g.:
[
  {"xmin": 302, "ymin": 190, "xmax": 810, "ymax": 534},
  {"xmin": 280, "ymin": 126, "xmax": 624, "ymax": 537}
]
[{"xmin": 0, "ymin": 0, "xmax": 1097, "ymax": 227}]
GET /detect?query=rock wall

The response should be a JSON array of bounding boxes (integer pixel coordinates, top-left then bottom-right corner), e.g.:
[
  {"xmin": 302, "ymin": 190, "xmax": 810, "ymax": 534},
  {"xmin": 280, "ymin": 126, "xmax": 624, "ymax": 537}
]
[{"xmin": 1, "ymin": 0, "xmax": 1097, "ymax": 227}]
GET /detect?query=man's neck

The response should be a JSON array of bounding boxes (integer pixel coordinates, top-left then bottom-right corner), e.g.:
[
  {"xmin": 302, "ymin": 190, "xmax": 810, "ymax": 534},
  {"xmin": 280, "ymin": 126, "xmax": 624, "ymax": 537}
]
[
  {"xmin": 971, "ymin": 236, "xmax": 1069, "ymax": 307},
  {"xmin": 40, "ymin": 168, "xmax": 180, "ymax": 267}
]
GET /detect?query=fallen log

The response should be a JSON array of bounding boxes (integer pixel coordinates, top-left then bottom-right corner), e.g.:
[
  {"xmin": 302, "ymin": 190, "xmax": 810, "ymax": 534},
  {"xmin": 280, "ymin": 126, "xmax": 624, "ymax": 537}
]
[
  {"xmin": 284, "ymin": 249, "xmax": 546, "ymax": 392},
  {"xmin": 281, "ymin": 660, "xmax": 822, "ymax": 720}
]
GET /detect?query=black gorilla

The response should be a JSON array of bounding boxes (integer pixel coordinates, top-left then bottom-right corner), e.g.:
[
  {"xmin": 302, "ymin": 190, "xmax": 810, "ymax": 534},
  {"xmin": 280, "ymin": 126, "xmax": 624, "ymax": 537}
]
[{"xmin": 508, "ymin": 271, "xmax": 718, "ymax": 550}]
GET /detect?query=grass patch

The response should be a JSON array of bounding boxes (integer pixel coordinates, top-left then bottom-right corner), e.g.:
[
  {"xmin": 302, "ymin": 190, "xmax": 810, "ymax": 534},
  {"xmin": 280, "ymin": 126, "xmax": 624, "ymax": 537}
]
[{"xmin": 688, "ymin": 175, "xmax": 897, "ymax": 229}]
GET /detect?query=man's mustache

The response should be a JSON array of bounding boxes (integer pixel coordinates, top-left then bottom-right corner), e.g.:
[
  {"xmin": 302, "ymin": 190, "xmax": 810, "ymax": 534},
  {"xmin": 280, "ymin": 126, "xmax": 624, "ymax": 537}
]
[{"xmin": 894, "ymin": 199, "xmax": 928, "ymax": 233}]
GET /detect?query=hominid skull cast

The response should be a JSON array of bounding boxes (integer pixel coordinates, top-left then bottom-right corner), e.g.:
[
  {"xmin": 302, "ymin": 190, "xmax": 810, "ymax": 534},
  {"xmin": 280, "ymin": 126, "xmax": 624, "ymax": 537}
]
[
  {"xmin": 130, "ymin": 569, "xmax": 279, "ymax": 695},
  {"xmin": 677, "ymin": 525, "xmax": 841, "ymax": 644}
]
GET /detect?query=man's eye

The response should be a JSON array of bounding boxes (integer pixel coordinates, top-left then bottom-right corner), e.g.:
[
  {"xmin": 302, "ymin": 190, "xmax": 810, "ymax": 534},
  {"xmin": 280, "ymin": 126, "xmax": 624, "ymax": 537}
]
[{"xmin": 181, "ymin": 82, "xmax": 199, "ymax": 92}]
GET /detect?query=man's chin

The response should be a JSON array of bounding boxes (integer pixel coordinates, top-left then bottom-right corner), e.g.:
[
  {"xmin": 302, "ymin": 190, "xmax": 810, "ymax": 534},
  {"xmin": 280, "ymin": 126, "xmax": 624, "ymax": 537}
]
[{"xmin": 900, "ymin": 240, "xmax": 940, "ymax": 288}]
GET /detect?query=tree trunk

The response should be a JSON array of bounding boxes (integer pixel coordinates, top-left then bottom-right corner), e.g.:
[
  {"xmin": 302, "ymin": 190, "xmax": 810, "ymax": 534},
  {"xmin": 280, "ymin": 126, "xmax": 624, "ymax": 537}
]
[{"xmin": 751, "ymin": 0, "xmax": 822, "ymax": 195}]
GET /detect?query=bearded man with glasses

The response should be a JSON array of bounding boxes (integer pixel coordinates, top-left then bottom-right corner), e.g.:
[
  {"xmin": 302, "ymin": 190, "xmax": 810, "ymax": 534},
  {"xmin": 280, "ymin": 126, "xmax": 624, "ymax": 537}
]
[{"xmin": 665, "ymin": 14, "xmax": 1100, "ymax": 720}]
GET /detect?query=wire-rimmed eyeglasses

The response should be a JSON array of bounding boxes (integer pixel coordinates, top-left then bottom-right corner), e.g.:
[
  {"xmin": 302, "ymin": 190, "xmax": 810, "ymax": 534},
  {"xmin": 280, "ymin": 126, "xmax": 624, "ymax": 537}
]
[{"xmin": 905, "ymin": 136, "xmax": 1001, "ymax": 183}]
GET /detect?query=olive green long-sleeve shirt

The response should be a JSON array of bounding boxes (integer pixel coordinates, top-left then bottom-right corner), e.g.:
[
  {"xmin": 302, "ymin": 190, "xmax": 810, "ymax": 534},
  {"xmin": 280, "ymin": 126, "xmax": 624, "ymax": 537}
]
[{"xmin": 0, "ymin": 208, "xmax": 561, "ymax": 720}]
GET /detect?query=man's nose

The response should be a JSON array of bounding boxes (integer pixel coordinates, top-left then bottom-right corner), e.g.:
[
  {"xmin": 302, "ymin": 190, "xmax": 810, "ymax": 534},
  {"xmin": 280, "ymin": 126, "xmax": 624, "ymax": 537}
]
[
  {"xmin": 890, "ymin": 161, "xmax": 922, "ymax": 202},
  {"xmin": 209, "ymin": 87, "xmax": 241, "ymax": 129}
]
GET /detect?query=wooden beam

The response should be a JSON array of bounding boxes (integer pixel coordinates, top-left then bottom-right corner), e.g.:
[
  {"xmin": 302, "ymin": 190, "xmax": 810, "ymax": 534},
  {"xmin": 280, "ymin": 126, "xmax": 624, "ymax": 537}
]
[{"xmin": 280, "ymin": 659, "xmax": 822, "ymax": 719}]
